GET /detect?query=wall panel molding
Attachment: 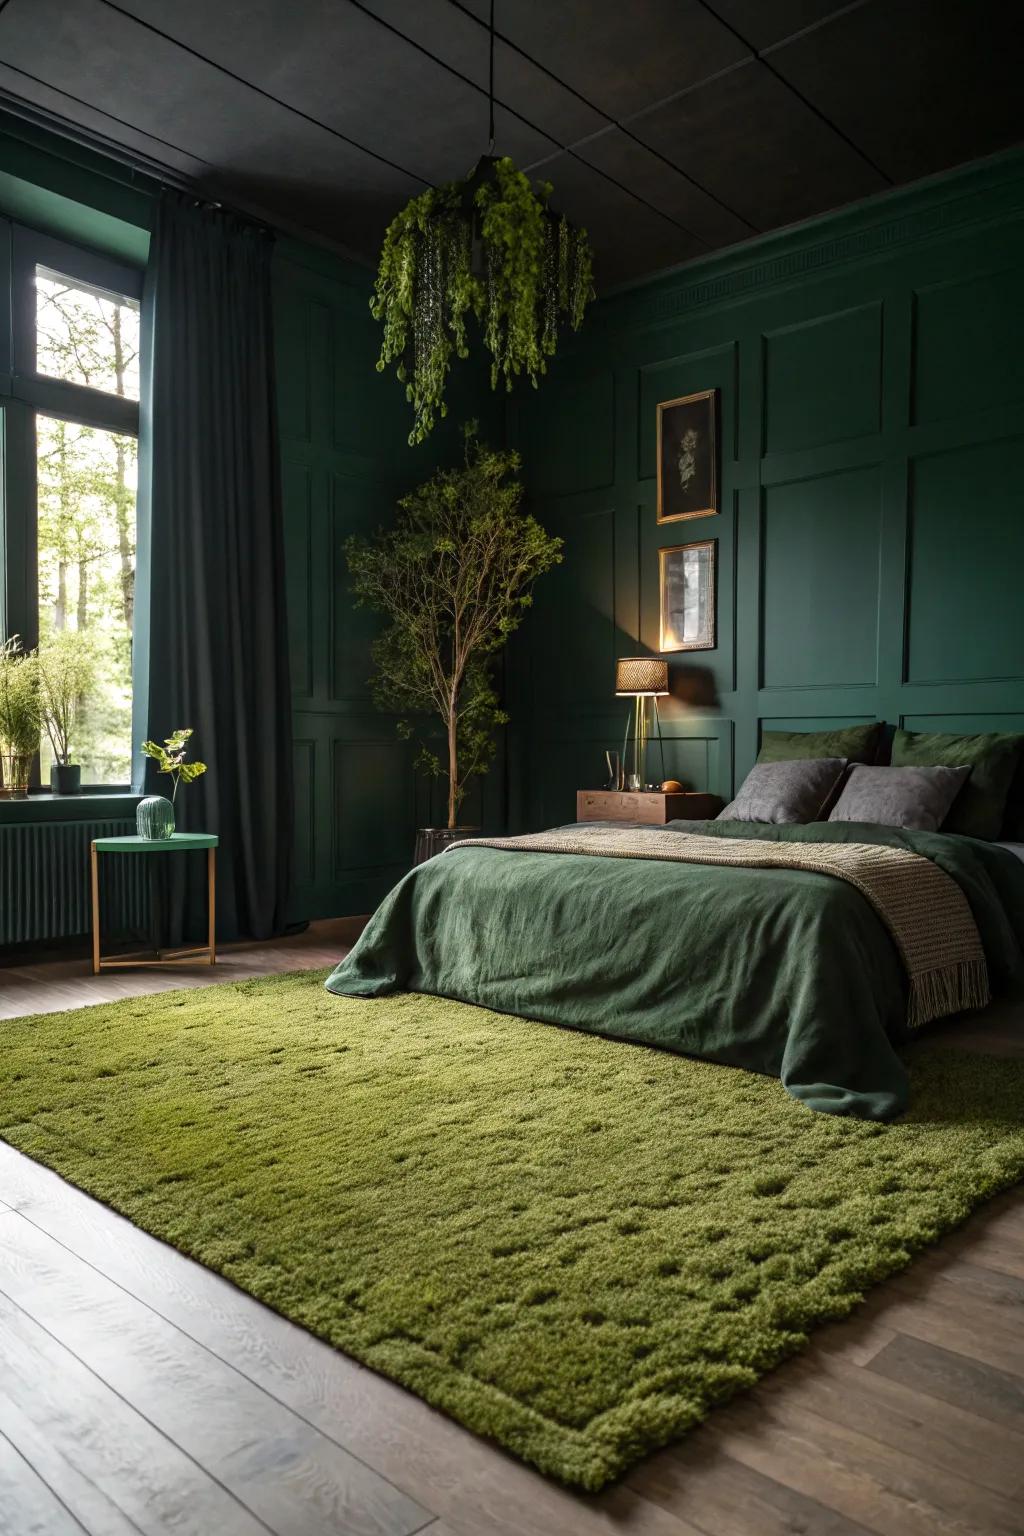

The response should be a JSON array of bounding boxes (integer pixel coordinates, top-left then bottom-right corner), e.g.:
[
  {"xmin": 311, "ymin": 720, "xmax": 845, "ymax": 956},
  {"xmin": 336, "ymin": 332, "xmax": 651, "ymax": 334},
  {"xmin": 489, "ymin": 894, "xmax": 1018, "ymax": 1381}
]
[
  {"xmin": 275, "ymin": 253, "xmax": 502, "ymax": 921},
  {"xmin": 509, "ymin": 152, "xmax": 1024, "ymax": 825},
  {"xmin": 599, "ymin": 149, "xmax": 1024, "ymax": 334}
]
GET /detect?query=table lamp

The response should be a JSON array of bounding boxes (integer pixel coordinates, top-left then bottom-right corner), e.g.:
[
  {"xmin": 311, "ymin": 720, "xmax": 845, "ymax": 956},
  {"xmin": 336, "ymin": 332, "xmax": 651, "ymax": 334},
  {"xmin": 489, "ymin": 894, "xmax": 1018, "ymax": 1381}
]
[{"xmin": 615, "ymin": 657, "xmax": 669, "ymax": 790}]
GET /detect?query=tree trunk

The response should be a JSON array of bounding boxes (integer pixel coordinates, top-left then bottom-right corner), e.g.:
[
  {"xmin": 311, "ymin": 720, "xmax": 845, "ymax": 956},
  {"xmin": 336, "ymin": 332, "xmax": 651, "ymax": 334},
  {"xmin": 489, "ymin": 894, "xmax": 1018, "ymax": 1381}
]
[
  {"xmin": 54, "ymin": 420, "xmax": 69, "ymax": 631},
  {"xmin": 112, "ymin": 307, "xmax": 135, "ymax": 640},
  {"xmin": 55, "ymin": 562, "xmax": 67, "ymax": 631},
  {"xmin": 114, "ymin": 435, "xmax": 134, "ymax": 637},
  {"xmin": 76, "ymin": 559, "xmax": 88, "ymax": 631},
  {"xmin": 447, "ymin": 705, "xmax": 458, "ymax": 829}
]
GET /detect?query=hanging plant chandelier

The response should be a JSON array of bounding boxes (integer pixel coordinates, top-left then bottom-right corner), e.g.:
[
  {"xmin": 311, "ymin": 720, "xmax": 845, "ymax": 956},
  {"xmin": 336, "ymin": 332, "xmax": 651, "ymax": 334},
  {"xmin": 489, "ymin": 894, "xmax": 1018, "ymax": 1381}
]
[{"xmin": 371, "ymin": 1, "xmax": 595, "ymax": 445}]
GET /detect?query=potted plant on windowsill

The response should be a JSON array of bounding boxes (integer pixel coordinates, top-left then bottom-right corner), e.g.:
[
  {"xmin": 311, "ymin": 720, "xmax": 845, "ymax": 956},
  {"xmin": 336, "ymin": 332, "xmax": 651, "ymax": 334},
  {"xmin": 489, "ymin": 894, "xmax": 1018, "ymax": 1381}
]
[
  {"xmin": 346, "ymin": 423, "xmax": 562, "ymax": 861},
  {"xmin": 0, "ymin": 636, "xmax": 41, "ymax": 800},
  {"xmin": 138, "ymin": 728, "xmax": 208, "ymax": 839},
  {"xmin": 37, "ymin": 631, "xmax": 95, "ymax": 795}
]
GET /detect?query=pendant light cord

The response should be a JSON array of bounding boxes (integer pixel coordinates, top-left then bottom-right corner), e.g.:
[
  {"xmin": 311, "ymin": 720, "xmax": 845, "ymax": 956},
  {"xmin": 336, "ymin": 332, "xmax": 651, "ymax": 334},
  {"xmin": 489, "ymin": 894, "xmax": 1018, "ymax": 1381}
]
[{"xmin": 487, "ymin": 0, "xmax": 495, "ymax": 153}]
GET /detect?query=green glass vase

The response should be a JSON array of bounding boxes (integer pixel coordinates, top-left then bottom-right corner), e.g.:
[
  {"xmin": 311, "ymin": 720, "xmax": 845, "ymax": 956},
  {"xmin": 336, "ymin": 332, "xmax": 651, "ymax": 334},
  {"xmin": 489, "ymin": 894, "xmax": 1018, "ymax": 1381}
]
[{"xmin": 137, "ymin": 795, "xmax": 175, "ymax": 840}]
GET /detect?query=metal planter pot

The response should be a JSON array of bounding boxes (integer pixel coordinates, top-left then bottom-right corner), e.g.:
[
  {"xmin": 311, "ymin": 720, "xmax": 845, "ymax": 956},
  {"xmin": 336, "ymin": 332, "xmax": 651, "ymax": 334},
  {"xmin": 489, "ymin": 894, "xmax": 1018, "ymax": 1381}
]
[{"xmin": 413, "ymin": 827, "xmax": 481, "ymax": 865}]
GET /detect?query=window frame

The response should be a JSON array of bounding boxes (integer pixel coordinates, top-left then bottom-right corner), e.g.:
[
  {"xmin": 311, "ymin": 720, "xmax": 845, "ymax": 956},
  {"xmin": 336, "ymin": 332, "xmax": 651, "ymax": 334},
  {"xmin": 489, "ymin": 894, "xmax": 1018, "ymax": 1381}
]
[{"xmin": 3, "ymin": 223, "xmax": 144, "ymax": 792}]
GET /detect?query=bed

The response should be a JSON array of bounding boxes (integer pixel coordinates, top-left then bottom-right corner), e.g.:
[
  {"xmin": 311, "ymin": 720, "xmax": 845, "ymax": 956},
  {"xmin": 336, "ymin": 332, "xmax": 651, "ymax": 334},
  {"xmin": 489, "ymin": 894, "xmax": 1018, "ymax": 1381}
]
[{"xmin": 326, "ymin": 818, "xmax": 1024, "ymax": 1120}]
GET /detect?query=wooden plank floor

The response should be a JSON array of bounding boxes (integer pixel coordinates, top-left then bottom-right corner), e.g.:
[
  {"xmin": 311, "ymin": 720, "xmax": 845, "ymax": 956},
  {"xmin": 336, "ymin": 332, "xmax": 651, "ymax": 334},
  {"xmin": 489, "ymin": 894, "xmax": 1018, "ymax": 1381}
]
[
  {"xmin": 0, "ymin": 917, "xmax": 365, "ymax": 1021},
  {"xmin": 1, "ymin": 931, "xmax": 1023, "ymax": 1535}
]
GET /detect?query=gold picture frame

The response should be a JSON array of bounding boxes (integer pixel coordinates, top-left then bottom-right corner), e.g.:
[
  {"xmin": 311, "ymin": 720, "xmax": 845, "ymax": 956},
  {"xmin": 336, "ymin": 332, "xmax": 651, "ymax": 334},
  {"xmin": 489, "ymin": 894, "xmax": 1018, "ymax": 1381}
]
[
  {"xmin": 656, "ymin": 388, "xmax": 719, "ymax": 523},
  {"xmin": 659, "ymin": 539, "xmax": 716, "ymax": 653}
]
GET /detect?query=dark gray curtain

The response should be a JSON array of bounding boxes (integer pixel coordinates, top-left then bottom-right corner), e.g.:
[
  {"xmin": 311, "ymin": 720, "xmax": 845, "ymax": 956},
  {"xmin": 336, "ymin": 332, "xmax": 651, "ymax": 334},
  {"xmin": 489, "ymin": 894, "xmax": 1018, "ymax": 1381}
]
[{"xmin": 143, "ymin": 191, "xmax": 292, "ymax": 941}]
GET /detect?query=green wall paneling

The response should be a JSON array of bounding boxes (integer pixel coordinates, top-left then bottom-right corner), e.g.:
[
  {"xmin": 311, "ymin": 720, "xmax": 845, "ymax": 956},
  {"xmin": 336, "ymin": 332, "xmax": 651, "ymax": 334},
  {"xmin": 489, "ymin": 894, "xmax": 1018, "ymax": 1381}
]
[
  {"xmin": 900, "ymin": 712, "xmax": 1024, "ymax": 735},
  {"xmin": 905, "ymin": 435, "xmax": 1024, "ymax": 685},
  {"xmin": 760, "ymin": 464, "xmax": 882, "ymax": 691},
  {"xmin": 761, "ymin": 302, "xmax": 882, "ymax": 455},
  {"xmin": 515, "ymin": 365, "xmax": 616, "ymax": 498},
  {"xmin": 640, "ymin": 491, "xmax": 737, "ymax": 698},
  {"xmin": 275, "ymin": 247, "xmax": 505, "ymax": 921},
  {"xmin": 509, "ymin": 715, "xmax": 734, "ymax": 833},
  {"xmin": 1, "ymin": 111, "xmax": 511, "ymax": 929},
  {"xmin": 637, "ymin": 343, "xmax": 739, "ymax": 481},
  {"xmin": 912, "ymin": 266, "xmax": 1024, "ymax": 426},
  {"xmin": 507, "ymin": 147, "xmax": 1024, "ymax": 825}
]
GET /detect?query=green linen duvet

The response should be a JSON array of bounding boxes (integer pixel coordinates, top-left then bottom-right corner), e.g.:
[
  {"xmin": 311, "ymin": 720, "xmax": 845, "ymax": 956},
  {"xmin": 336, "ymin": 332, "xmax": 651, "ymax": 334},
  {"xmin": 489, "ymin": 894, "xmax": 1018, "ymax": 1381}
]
[{"xmin": 326, "ymin": 820, "xmax": 1024, "ymax": 1119}]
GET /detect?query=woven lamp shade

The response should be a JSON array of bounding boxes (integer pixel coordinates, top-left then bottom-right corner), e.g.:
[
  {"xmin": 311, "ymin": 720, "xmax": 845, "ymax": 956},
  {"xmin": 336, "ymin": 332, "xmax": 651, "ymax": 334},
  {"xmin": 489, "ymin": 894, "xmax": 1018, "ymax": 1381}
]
[{"xmin": 615, "ymin": 657, "xmax": 669, "ymax": 696}]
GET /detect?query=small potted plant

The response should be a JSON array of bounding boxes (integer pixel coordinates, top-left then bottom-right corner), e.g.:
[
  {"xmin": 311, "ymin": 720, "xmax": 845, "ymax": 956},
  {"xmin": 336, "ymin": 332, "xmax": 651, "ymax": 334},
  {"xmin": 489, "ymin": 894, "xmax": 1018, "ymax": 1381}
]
[
  {"xmin": 0, "ymin": 636, "xmax": 40, "ymax": 800},
  {"xmin": 37, "ymin": 632, "xmax": 95, "ymax": 795},
  {"xmin": 138, "ymin": 728, "xmax": 207, "ymax": 839}
]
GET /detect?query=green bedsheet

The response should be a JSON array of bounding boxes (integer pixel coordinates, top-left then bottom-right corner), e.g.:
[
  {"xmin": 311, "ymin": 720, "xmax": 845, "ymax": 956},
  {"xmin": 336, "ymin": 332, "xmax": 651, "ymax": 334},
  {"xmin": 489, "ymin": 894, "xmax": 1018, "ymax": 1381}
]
[{"xmin": 326, "ymin": 820, "xmax": 1024, "ymax": 1119}]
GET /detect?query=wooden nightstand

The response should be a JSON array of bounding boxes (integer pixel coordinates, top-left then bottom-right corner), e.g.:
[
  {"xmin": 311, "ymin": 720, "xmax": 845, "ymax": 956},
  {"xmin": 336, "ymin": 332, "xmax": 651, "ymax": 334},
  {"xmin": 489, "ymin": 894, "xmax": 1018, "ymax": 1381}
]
[{"xmin": 576, "ymin": 790, "xmax": 724, "ymax": 824}]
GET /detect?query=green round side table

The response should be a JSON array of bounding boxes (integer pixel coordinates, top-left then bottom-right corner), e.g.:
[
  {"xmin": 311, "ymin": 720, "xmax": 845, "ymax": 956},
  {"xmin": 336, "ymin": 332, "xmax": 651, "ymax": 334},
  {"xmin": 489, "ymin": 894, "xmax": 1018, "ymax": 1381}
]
[{"xmin": 90, "ymin": 832, "xmax": 219, "ymax": 975}]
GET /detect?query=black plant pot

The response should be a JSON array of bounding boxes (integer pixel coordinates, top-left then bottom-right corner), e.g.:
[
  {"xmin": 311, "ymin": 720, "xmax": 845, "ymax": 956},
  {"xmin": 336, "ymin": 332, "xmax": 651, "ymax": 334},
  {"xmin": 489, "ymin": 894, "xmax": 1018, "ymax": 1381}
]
[
  {"xmin": 50, "ymin": 763, "xmax": 81, "ymax": 796},
  {"xmin": 413, "ymin": 826, "xmax": 481, "ymax": 865}
]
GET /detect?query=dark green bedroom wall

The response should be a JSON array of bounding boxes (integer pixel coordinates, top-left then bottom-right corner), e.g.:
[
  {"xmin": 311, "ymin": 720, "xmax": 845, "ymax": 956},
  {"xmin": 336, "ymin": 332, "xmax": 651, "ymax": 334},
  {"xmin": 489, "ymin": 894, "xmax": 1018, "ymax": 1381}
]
[
  {"xmin": 8, "ymin": 110, "xmax": 1024, "ymax": 925},
  {"xmin": 274, "ymin": 239, "xmax": 504, "ymax": 922},
  {"xmin": 0, "ymin": 113, "xmax": 506, "ymax": 927},
  {"xmin": 504, "ymin": 149, "xmax": 1024, "ymax": 832}
]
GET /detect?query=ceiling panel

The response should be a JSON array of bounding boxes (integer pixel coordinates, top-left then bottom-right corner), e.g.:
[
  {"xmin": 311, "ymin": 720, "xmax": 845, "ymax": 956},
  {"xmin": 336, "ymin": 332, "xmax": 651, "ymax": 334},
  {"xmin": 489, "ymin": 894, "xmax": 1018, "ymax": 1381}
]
[
  {"xmin": 0, "ymin": 58, "xmax": 210, "ymax": 183},
  {"xmin": 357, "ymin": 0, "xmax": 606, "ymax": 146},
  {"xmin": 458, "ymin": 0, "xmax": 749, "ymax": 121},
  {"xmin": 0, "ymin": 0, "xmax": 424, "ymax": 255},
  {"xmin": 111, "ymin": 0, "xmax": 557, "ymax": 181},
  {"xmin": 532, "ymin": 153, "xmax": 703, "ymax": 287},
  {"xmin": 707, "ymin": 0, "xmax": 860, "ymax": 51},
  {"xmin": 770, "ymin": 0, "xmax": 1024, "ymax": 183},
  {"xmin": 0, "ymin": 0, "xmax": 1019, "ymax": 288},
  {"xmin": 575, "ymin": 129, "xmax": 755, "ymax": 250},
  {"xmin": 632, "ymin": 62, "xmax": 885, "ymax": 233}
]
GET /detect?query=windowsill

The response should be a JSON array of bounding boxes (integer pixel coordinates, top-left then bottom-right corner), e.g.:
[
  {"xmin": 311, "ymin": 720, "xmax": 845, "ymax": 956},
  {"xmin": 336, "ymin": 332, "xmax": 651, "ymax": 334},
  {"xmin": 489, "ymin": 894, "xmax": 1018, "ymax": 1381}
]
[{"xmin": 0, "ymin": 790, "xmax": 141, "ymax": 825}]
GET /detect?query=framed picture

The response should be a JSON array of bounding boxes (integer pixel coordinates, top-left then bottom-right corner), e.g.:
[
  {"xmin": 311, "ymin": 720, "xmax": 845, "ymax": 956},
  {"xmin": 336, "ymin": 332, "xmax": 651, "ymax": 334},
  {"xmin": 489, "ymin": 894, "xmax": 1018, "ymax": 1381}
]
[
  {"xmin": 659, "ymin": 539, "xmax": 716, "ymax": 653},
  {"xmin": 656, "ymin": 388, "xmax": 718, "ymax": 523}
]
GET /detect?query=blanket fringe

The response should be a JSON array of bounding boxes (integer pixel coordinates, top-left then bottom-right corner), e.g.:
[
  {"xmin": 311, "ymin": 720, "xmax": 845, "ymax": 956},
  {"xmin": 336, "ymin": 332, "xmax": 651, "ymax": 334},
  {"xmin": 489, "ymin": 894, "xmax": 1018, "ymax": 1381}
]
[{"xmin": 908, "ymin": 959, "xmax": 991, "ymax": 1030}]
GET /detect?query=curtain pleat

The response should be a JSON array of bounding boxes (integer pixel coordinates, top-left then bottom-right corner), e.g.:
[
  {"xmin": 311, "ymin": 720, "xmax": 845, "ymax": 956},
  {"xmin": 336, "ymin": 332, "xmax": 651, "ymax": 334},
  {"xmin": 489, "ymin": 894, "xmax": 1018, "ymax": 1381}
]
[{"xmin": 143, "ymin": 192, "xmax": 292, "ymax": 941}]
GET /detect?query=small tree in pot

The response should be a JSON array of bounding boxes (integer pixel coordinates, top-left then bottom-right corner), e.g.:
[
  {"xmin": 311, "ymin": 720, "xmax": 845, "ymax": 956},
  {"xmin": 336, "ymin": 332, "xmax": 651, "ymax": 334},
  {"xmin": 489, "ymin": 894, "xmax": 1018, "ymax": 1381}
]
[
  {"xmin": 37, "ymin": 632, "xmax": 95, "ymax": 794},
  {"xmin": 346, "ymin": 425, "xmax": 561, "ymax": 849}
]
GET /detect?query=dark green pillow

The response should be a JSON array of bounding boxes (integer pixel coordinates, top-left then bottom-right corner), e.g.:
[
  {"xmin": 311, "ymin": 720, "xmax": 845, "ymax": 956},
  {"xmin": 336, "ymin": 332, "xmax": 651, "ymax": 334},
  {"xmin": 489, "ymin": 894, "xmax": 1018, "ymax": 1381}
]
[
  {"xmin": 891, "ymin": 729, "xmax": 1024, "ymax": 841},
  {"xmin": 757, "ymin": 723, "xmax": 881, "ymax": 767}
]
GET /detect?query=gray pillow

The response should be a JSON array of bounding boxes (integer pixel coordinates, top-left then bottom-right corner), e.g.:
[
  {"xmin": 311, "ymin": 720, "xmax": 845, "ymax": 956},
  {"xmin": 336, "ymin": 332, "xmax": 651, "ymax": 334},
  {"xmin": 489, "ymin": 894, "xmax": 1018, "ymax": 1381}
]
[
  {"xmin": 828, "ymin": 763, "xmax": 971, "ymax": 831},
  {"xmin": 718, "ymin": 758, "xmax": 847, "ymax": 824}
]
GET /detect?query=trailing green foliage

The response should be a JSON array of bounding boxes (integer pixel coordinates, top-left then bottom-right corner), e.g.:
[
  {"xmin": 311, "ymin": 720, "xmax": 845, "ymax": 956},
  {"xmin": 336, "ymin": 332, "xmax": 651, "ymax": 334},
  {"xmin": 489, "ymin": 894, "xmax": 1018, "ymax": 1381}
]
[
  {"xmin": 372, "ymin": 157, "xmax": 594, "ymax": 444},
  {"xmin": 346, "ymin": 425, "xmax": 562, "ymax": 827},
  {"xmin": 141, "ymin": 727, "xmax": 207, "ymax": 802},
  {"xmin": 4, "ymin": 973, "xmax": 1024, "ymax": 1488}
]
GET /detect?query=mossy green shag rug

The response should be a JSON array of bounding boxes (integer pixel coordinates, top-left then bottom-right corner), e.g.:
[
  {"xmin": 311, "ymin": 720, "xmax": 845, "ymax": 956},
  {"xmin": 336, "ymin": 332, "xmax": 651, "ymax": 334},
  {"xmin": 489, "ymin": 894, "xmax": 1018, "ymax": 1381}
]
[{"xmin": 3, "ymin": 971, "xmax": 1024, "ymax": 1490}]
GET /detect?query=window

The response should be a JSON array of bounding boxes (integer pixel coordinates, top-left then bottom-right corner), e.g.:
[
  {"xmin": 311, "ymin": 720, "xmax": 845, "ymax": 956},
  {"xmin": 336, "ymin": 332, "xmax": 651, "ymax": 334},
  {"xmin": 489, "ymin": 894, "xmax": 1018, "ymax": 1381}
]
[
  {"xmin": 36, "ymin": 415, "xmax": 138, "ymax": 784},
  {"xmin": 2, "ymin": 224, "xmax": 143, "ymax": 790},
  {"xmin": 35, "ymin": 270, "xmax": 141, "ymax": 400}
]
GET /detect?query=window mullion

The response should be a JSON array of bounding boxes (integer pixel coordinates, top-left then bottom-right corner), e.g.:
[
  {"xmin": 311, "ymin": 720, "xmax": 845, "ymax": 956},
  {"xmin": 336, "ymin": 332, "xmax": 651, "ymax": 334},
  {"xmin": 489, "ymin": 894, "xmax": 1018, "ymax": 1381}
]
[{"xmin": 1, "ymin": 397, "xmax": 38, "ymax": 650}]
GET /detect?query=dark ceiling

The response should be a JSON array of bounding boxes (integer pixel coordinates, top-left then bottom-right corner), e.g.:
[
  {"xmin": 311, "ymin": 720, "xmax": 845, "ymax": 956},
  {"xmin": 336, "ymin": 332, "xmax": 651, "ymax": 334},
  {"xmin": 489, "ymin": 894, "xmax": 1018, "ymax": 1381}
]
[{"xmin": 0, "ymin": 0, "xmax": 1021, "ymax": 289}]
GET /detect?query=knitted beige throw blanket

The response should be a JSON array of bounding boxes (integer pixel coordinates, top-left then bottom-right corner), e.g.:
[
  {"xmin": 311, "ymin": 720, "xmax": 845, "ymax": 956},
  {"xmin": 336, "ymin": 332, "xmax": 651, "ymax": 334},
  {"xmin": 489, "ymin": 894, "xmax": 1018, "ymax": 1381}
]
[{"xmin": 447, "ymin": 826, "xmax": 990, "ymax": 1029}]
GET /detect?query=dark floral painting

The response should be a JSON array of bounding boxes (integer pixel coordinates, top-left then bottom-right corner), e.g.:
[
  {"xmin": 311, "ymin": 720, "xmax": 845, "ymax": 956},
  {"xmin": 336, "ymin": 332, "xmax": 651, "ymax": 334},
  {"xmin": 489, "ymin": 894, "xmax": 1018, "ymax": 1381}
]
[{"xmin": 656, "ymin": 389, "xmax": 718, "ymax": 523}]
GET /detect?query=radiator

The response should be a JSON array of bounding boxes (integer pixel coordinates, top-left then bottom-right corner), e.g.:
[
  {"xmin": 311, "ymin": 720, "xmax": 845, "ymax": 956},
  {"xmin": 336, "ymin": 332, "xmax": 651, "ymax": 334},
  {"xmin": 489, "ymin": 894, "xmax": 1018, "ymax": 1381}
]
[{"xmin": 0, "ymin": 819, "xmax": 149, "ymax": 946}]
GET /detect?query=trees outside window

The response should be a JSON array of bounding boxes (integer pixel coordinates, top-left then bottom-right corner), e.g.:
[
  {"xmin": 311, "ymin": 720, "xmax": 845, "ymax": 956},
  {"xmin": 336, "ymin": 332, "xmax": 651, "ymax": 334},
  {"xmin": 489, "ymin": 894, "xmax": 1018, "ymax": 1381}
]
[
  {"xmin": 2, "ymin": 227, "xmax": 143, "ymax": 789},
  {"xmin": 36, "ymin": 414, "xmax": 138, "ymax": 783}
]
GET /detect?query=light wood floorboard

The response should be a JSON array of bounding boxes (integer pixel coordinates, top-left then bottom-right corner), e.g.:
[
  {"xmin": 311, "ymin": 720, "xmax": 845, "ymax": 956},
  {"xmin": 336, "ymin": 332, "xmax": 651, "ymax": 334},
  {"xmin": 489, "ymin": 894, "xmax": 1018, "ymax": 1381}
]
[
  {"xmin": 1, "ymin": 935, "xmax": 1023, "ymax": 1534},
  {"xmin": 0, "ymin": 917, "xmax": 364, "ymax": 1020}
]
